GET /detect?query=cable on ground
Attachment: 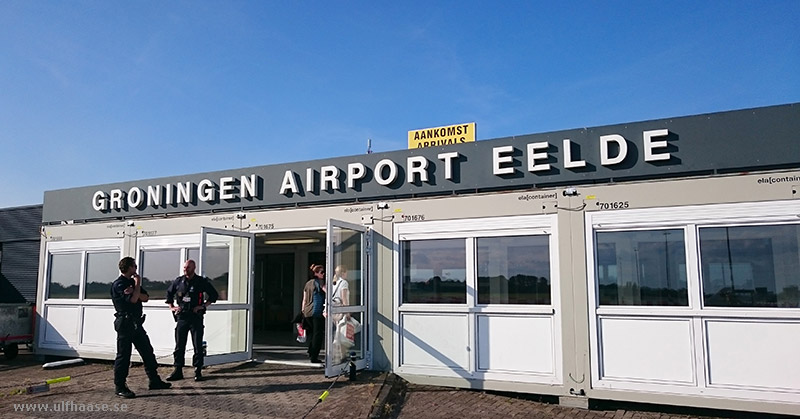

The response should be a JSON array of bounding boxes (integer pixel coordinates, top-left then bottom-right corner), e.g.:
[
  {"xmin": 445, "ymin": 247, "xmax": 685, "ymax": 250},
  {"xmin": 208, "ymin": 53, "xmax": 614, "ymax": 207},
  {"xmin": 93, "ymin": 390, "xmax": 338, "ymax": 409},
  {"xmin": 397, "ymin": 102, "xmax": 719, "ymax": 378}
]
[
  {"xmin": 301, "ymin": 364, "xmax": 349, "ymax": 419},
  {"xmin": 1, "ymin": 376, "xmax": 71, "ymax": 397}
]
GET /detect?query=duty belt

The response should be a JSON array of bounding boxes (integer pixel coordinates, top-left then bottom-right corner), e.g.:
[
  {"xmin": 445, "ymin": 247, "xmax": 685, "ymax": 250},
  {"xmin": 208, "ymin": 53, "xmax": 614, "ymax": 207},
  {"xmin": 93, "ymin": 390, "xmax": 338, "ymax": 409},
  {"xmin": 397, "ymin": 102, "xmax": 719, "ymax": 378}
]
[{"xmin": 115, "ymin": 312, "xmax": 146, "ymax": 324}]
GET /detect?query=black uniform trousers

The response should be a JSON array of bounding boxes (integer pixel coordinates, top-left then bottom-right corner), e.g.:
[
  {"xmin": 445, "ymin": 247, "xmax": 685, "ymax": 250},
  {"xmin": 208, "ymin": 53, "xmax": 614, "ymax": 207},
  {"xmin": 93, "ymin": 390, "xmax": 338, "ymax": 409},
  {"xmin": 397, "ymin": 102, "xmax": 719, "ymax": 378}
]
[
  {"xmin": 114, "ymin": 324, "xmax": 160, "ymax": 388},
  {"xmin": 173, "ymin": 314, "xmax": 205, "ymax": 369}
]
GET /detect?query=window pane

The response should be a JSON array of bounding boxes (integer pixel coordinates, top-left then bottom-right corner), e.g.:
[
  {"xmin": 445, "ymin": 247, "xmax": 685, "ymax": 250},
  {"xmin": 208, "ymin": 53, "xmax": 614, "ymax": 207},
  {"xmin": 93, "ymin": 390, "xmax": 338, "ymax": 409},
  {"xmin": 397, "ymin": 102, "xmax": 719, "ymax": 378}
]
[
  {"xmin": 329, "ymin": 311, "xmax": 363, "ymax": 365},
  {"xmin": 84, "ymin": 251, "xmax": 121, "ymax": 299},
  {"xmin": 477, "ymin": 235, "xmax": 551, "ymax": 304},
  {"xmin": 140, "ymin": 249, "xmax": 180, "ymax": 301},
  {"xmin": 596, "ymin": 229, "xmax": 688, "ymax": 306},
  {"xmin": 331, "ymin": 228, "xmax": 362, "ymax": 307},
  {"xmin": 189, "ymin": 247, "xmax": 230, "ymax": 301},
  {"xmin": 402, "ymin": 239, "xmax": 466, "ymax": 304},
  {"xmin": 205, "ymin": 309, "xmax": 248, "ymax": 355},
  {"xmin": 700, "ymin": 224, "xmax": 800, "ymax": 308},
  {"xmin": 48, "ymin": 253, "xmax": 81, "ymax": 299}
]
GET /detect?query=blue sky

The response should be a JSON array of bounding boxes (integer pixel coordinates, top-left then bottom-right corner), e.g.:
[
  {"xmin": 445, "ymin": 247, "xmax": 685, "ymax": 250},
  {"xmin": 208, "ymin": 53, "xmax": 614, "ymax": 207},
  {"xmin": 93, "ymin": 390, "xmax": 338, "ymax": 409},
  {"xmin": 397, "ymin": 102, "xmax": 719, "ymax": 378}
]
[{"xmin": 1, "ymin": 1, "xmax": 798, "ymax": 207}]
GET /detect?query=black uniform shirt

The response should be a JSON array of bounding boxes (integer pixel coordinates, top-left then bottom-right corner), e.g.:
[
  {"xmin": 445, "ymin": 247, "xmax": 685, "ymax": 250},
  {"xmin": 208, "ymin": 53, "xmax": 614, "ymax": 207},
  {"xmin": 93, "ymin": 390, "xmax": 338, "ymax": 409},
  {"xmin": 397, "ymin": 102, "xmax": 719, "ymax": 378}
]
[
  {"xmin": 165, "ymin": 274, "xmax": 219, "ymax": 311},
  {"xmin": 110, "ymin": 275, "xmax": 149, "ymax": 317}
]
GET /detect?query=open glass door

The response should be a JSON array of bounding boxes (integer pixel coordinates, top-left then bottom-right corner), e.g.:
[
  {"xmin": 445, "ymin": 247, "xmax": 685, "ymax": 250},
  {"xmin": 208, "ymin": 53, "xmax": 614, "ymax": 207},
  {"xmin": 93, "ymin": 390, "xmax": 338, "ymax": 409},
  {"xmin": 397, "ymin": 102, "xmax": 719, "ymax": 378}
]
[
  {"xmin": 199, "ymin": 227, "xmax": 254, "ymax": 366},
  {"xmin": 325, "ymin": 219, "xmax": 370, "ymax": 377}
]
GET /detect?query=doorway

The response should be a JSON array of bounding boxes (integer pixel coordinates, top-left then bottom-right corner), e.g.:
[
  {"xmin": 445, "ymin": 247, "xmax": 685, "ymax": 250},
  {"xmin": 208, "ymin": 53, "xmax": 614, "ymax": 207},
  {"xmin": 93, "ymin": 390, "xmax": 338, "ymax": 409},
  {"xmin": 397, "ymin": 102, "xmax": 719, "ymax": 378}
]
[{"xmin": 252, "ymin": 230, "xmax": 326, "ymax": 363}]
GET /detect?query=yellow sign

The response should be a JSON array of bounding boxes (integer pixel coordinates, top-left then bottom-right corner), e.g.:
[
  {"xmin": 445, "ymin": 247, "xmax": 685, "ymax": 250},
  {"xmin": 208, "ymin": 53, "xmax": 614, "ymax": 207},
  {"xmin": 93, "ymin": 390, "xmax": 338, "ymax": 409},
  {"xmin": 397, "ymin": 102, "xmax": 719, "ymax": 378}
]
[{"xmin": 408, "ymin": 122, "xmax": 476, "ymax": 149}]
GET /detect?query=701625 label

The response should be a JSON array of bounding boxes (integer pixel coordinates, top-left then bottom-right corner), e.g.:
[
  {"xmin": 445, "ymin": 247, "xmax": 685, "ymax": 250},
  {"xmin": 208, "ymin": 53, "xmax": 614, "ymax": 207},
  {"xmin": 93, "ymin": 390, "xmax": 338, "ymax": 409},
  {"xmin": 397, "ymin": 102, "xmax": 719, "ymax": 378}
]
[{"xmin": 596, "ymin": 201, "xmax": 629, "ymax": 210}]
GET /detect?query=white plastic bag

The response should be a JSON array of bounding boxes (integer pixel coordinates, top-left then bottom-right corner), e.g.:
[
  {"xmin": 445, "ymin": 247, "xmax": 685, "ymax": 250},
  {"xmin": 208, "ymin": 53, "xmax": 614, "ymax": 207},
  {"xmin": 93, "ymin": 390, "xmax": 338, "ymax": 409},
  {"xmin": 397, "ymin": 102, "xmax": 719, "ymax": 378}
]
[{"xmin": 335, "ymin": 317, "xmax": 361, "ymax": 349}]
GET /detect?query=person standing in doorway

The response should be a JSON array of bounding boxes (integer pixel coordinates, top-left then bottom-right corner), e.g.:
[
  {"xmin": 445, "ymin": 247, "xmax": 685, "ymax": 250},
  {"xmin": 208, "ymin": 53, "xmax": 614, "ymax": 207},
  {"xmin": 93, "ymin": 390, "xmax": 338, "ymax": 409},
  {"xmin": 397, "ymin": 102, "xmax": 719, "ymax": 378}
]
[
  {"xmin": 165, "ymin": 259, "xmax": 219, "ymax": 382},
  {"xmin": 331, "ymin": 265, "xmax": 350, "ymax": 310},
  {"xmin": 110, "ymin": 257, "xmax": 172, "ymax": 398},
  {"xmin": 301, "ymin": 264, "xmax": 326, "ymax": 363}
]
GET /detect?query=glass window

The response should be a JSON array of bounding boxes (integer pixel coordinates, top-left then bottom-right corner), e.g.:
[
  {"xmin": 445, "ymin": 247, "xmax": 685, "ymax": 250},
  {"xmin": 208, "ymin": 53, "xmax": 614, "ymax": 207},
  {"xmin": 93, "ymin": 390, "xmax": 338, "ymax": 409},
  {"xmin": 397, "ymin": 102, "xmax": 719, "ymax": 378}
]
[
  {"xmin": 188, "ymin": 247, "xmax": 230, "ymax": 301},
  {"xmin": 331, "ymin": 228, "xmax": 363, "ymax": 307},
  {"xmin": 84, "ymin": 251, "xmax": 121, "ymax": 299},
  {"xmin": 700, "ymin": 224, "xmax": 800, "ymax": 308},
  {"xmin": 140, "ymin": 249, "xmax": 180, "ymax": 301},
  {"xmin": 187, "ymin": 248, "xmax": 198, "ymax": 264},
  {"xmin": 48, "ymin": 253, "xmax": 81, "ymax": 299},
  {"xmin": 596, "ymin": 229, "xmax": 688, "ymax": 306},
  {"xmin": 402, "ymin": 239, "xmax": 466, "ymax": 304},
  {"xmin": 329, "ymin": 311, "xmax": 363, "ymax": 365},
  {"xmin": 204, "ymin": 309, "xmax": 248, "ymax": 356},
  {"xmin": 477, "ymin": 235, "xmax": 551, "ymax": 305}
]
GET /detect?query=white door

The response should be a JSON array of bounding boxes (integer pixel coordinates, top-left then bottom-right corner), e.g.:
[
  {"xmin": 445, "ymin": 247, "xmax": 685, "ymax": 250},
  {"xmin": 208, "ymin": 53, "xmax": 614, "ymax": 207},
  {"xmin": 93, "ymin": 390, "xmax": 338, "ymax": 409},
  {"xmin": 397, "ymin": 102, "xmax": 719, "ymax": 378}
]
[
  {"xmin": 325, "ymin": 219, "xmax": 370, "ymax": 377},
  {"xmin": 199, "ymin": 227, "xmax": 254, "ymax": 366}
]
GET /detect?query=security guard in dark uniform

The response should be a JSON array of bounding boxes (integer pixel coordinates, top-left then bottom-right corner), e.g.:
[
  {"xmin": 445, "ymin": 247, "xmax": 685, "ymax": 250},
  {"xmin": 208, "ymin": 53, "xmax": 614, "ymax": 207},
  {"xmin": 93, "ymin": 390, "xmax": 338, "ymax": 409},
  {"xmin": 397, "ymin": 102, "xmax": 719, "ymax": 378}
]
[
  {"xmin": 110, "ymin": 257, "xmax": 171, "ymax": 398},
  {"xmin": 165, "ymin": 259, "xmax": 219, "ymax": 382}
]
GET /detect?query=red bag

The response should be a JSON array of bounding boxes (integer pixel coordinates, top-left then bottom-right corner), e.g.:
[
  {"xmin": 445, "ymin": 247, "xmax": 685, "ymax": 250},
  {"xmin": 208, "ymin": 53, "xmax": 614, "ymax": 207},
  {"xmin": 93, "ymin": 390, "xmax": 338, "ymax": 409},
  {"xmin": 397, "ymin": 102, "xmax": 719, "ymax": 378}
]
[
  {"xmin": 345, "ymin": 321, "xmax": 355, "ymax": 342},
  {"xmin": 296, "ymin": 323, "xmax": 307, "ymax": 343}
]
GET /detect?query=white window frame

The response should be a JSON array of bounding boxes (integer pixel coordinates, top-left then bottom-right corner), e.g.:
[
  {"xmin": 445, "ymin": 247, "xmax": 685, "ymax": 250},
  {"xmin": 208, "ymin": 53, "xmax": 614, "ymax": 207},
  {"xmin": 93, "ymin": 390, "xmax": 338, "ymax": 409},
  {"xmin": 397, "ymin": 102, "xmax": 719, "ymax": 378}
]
[
  {"xmin": 695, "ymin": 220, "xmax": 800, "ymax": 313},
  {"xmin": 393, "ymin": 214, "xmax": 562, "ymax": 383},
  {"xmin": 397, "ymin": 220, "xmax": 556, "ymax": 315},
  {"xmin": 44, "ymin": 239, "xmax": 123, "ymax": 305},
  {"xmin": 586, "ymin": 201, "xmax": 800, "ymax": 318},
  {"xmin": 585, "ymin": 199, "xmax": 800, "ymax": 401},
  {"xmin": 591, "ymin": 225, "xmax": 695, "ymax": 313},
  {"xmin": 136, "ymin": 234, "xmax": 233, "ymax": 304},
  {"xmin": 39, "ymin": 238, "xmax": 123, "ymax": 352}
]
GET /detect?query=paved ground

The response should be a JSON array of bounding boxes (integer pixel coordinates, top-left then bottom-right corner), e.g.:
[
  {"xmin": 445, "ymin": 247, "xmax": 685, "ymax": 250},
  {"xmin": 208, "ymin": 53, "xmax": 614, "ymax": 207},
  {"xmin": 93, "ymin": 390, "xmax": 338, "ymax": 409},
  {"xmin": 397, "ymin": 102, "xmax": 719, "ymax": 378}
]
[
  {"xmin": 0, "ymin": 353, "xmax": 381, "ymax": 419},
  {"xmin": 0, "ymin": 352, "xmax": 793, "ymax": 419},
  {"xmin": 387, "ymin": 382, "xmax": 779, "ymax": 419}
]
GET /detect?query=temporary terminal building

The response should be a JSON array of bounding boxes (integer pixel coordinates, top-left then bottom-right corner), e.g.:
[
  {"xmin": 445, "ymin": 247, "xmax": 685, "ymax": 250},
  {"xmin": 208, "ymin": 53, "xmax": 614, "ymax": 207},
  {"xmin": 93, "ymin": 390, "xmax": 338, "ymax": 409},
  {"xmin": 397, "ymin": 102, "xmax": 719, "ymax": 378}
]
[{"xmin": 35, "ymin": 103, "xmax": 800, "ymax": 415}]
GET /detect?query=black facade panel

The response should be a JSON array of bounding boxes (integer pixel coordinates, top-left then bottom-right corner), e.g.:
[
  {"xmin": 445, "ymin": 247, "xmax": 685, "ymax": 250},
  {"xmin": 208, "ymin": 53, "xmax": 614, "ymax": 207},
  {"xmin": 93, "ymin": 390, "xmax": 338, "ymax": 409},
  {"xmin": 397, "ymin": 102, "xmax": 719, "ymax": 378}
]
[
  {"xmin": 0, "ymin": 241, "xmax": 40, "ymax": 304},
  {"xmin": 0, "ymin": 273, "xmax": 26, "ymax": 304},
  {"xmin": 41, "ymin": 103, "xmax": 800, "ymax": 223},
  {"xmin": 0, "ymin": 205, "xmax": 42, "ymax": 304},
  {"xmin": 0, "ymin": 205, "xmax": 43, "ymax": 242}
]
